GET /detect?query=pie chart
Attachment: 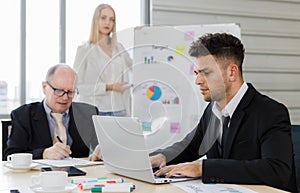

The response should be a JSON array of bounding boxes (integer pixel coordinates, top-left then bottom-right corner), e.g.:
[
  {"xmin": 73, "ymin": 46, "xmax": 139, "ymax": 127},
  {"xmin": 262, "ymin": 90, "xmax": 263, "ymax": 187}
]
[
  {"xmin": 167, "ymin": 55, "xmax": 174, "ymax": 62},
  {"xmin": 146, "ymin": 85, "xmax": 162, "ymax": 101}
]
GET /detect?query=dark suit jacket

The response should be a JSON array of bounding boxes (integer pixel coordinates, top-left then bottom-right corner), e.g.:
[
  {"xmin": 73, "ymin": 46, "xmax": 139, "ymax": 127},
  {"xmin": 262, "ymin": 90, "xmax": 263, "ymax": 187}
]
[
  {"xmin": 4, "ymin": 102, "xmax": 99, "ymax": 160},
  {"xmin": 155, "ymin": 83, "xmax": 297, "ymax": 192}
]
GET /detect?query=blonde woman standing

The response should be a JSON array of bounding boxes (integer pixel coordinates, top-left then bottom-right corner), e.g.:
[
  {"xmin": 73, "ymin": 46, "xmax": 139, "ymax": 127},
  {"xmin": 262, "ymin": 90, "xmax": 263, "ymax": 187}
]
[{"xmin": 73, "ymin": 4, "xmax": 132, "ymax": 116}]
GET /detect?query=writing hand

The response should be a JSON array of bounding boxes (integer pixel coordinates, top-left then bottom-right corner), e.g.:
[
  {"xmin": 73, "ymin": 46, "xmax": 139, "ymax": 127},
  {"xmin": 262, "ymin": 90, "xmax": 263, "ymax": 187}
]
[{"xmin": 42, "ymin": 142, "xmax": 72, "ymax": 160}]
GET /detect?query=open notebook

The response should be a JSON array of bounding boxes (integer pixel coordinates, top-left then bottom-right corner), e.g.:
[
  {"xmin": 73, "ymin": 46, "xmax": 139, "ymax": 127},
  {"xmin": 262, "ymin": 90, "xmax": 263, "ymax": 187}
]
[{"xmin": 92, "ymin": 115, "xmax": 197, "ymax": 184}]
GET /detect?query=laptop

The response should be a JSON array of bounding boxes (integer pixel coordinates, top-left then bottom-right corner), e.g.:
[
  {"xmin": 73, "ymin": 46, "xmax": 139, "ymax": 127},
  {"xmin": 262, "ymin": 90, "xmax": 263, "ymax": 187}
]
[{"xmin": 92, "ymin": 115, "xmax": 198, "ymax": 184}]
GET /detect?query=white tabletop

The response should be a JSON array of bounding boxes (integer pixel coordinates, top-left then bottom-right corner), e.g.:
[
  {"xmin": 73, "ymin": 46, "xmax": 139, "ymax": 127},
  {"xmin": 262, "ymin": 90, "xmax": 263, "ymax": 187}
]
[{"xmin": 0, "ymin": 161, "xmax": 288, "ymax": 193}]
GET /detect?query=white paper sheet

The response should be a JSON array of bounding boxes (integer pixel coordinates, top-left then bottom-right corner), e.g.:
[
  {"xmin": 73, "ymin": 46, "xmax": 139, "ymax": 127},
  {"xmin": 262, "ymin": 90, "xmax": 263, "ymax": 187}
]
[
  {"xmin": 33, "ymin": 158, "xmax": 103, "ymax": 167},
  {"xmin": 172, "ymin": 179, "xmax": 257, "ymax": 193}
]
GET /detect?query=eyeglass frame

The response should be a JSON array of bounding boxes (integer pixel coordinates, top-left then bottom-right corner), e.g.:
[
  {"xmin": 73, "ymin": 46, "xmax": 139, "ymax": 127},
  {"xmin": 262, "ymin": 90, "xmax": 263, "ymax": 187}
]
[{"xmin": 46, "ymin": 81, "xmax": 79, "ymax": 98}]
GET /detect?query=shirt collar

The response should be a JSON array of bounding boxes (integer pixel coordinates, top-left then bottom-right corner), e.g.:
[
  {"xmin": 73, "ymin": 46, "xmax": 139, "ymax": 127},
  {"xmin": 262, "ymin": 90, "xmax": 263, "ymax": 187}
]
[
  {"xmin": 212, "ymin": 82, "xmax": 248, "ymax": 119},
  {"xmin": 43, "ymin": 100, "xmax": 69, "ymax": 117}
]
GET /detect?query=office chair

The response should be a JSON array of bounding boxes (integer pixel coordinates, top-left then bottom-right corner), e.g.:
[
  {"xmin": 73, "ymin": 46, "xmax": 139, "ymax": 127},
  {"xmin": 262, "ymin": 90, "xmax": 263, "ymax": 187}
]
[
  {"xmin": 291, "ymin": 125, "xmax": 300, "ymax": 191},
  {"xmin": 1, "ymin": 120, "xmax": 12, "ymax": 161}
]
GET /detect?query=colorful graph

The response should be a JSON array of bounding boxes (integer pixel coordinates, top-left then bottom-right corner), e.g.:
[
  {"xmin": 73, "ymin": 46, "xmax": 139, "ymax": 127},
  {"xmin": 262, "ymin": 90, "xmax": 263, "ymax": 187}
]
[
  {"xmin": 133, "ymin": 80, "xmax": 180, "ymax": 105},
  {"xmin": 167, "ymin": 55, "xmax": 174, "ymax": 62},
  {"xmin": 162, "ymin": 97, "xmax": 179, "ymax": 104},
  {"xmin": 144, "ymin": 56, "xmax": 160, "ymax": 64},
  {"xmin": 146, "ymin": 85, "xmax": 162, "ymax": 101}
]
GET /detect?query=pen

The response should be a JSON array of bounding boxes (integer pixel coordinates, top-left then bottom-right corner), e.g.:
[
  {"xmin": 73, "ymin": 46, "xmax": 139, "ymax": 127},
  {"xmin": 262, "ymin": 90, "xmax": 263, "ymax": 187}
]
[
  {"xmin": 57, "ymin": 136, "xmax": 73, "ymax": 157},
  {"xmin": 71, "ymin": 177, "xmax": 124, "ymax": 184},
  {"xmin": 91, "ymin": 186, "xmax": 134, "ymax": 192},
  {"xmin": 10, "ymin": 190, "xmax": 20, "ymax": 193},
  {"xmin": 78, "ymin": 182, "xmax": 134, "ymax": 190},
  {"xmin": 56, "ymin": 136, "xmax": 63, "ymax": 143}
]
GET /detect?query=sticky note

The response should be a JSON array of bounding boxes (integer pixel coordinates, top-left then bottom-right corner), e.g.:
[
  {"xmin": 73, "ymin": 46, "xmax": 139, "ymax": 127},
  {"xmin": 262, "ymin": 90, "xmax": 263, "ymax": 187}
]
[
  {"xmin": 142, "ymin": 121, "xmax": 152, "ymax": 132},
  {"xmin": 190, "ymin": 64, "xmax": 195, "ymax": 75},
  {"xmin": 175, "ymin": 45, "xmax": 185, "ymax": 55},
  {"xmin": 170, "ymin": 122, "xmax": 181, "ymax": 133},
  {"xmin": 184, "ymin": 31, "xmax": 194, "ymax": 41}
]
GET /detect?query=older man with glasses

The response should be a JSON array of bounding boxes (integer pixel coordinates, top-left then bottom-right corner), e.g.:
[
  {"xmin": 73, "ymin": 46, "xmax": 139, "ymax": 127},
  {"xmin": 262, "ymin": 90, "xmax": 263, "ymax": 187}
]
[{"xmin": 4, "ymin": 64, "xmax": 102, "ymax": 161}]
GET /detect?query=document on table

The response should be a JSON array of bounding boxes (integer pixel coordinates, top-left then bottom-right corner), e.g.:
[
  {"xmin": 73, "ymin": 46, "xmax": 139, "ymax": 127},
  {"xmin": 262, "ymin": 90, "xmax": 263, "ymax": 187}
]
[
  {"xmin": 33, "ymin": 158, "xmax": 103, "ymax": 167},
  {"xmin": 172, "ymin": 179, "xmax": 257, "ymax": 193}
]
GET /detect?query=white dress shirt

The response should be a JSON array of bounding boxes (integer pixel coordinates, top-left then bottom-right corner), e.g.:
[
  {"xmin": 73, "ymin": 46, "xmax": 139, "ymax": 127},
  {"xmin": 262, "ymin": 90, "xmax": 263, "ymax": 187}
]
[
  {"xmin": 212, "ymin": 82, "xmax": 248, "ymax": 142},
  {"xmin": 73, "ymin": 42, "xmax": 132, "ymax": 112}
]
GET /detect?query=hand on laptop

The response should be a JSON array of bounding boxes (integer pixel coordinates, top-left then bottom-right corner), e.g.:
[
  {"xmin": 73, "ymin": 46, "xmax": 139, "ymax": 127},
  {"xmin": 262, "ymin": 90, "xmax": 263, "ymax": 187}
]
[
  {"xmin": 150, "ymin": 153, "xmax": 167, "ymax": 169},
  {"xmin": 154, "ymin": 160, "xmax": 203, "ymax": 178},
  {"xmin": 89, "ymin": 144, "xmax": 103, "ymax": 161},
  {"xmin": 42, "ymin": 142, "xmax": 72, "ymax": 160}
]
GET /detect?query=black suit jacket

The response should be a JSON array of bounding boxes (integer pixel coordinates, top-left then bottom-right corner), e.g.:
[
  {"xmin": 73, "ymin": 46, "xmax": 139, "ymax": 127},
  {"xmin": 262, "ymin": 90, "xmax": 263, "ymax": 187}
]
[
  {"xmin": 4, "ymin": 102, "xmax": 99, "ymax": 160},
  {"xmin": 155, "ymin": 83, "xmax": 297, "ymax": 192}
]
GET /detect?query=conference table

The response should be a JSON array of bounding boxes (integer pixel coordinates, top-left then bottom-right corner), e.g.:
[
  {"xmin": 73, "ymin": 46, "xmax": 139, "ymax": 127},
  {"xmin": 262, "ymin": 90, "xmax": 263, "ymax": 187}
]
[{"xmin": 0, "ymin": 161, "xmax": 289, "ymax": 193}]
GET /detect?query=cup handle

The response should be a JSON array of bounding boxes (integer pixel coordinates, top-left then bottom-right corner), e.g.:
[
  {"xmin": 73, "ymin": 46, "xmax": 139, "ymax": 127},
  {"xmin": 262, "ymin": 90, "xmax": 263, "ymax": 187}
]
[
  {"xmin": 7, "ymin": 155, "xmax": 12, "ymax": 163},
  {"xmin": 31, "ymin": 175, "xmax": 41, "ymax": 186}
]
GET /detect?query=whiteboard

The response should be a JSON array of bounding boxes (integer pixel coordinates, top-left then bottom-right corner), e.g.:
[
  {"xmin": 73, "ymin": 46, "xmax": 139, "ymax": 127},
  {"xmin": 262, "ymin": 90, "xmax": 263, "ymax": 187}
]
[{"xmin": 132, "ymin": 23, "xmax": 241, "ymax": 152}]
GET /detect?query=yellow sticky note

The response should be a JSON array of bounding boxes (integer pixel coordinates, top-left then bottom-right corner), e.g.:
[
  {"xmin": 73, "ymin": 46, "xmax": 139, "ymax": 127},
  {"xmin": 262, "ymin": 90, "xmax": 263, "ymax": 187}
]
[{"xmin": 175, "ymin": 45, "xmax": 185, "ymax": 55}]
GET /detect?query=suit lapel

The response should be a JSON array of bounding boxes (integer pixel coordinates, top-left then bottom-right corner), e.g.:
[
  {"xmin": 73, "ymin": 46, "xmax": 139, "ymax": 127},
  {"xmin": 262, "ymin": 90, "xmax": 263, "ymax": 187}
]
[
  {"xmin": 68, "ymin": 105, "xmax": 76, "ymax": 140},
  {"xmin": 222, "ymin": 83, "xmax": 256, "ymax": 158},
  {"xmin": 32, "ymin": 103, "xmax": 52, "ymax": 144},
  {"xmin": 223, "ymin": 110, "xmax": 244, "ymax": 158}
]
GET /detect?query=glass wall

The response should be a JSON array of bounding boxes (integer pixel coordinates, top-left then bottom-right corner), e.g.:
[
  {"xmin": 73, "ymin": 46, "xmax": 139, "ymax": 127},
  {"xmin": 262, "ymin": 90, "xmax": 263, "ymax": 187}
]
[
  {"xmin": 0, "ymin": 0, "xmax": 141, "ymax": 117},
  {"xmin": 66, "ymin": 0, "xmax": 141, "ymax": 65},
  {"xmin": 26, "ymin": 0, "xmax": 60, "ymax": 102},
  {"xmin": 0, "ymin": 1, "xmax": 20, "ymax": 115}
]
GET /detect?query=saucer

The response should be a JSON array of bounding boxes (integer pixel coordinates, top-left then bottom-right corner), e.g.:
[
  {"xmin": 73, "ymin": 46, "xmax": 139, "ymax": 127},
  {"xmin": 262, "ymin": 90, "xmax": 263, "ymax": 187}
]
[
  {"xmin": 4, "ymin": 163, "xmax": 39, "ymax": 172},
  {"xmin": 30, "ymin": 184, "xmax": 77, "ymax": 193}
]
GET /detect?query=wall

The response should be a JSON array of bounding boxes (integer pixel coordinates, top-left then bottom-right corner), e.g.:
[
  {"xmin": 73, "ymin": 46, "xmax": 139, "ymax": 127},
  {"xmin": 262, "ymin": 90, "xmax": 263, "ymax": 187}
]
[{"xmin": 151, "ymin": 0, "xmax": 300, "ymax": 124}]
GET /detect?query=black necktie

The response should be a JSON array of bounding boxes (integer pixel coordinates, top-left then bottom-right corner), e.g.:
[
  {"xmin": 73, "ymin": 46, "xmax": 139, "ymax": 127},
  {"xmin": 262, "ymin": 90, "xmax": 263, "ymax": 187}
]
[{"xmin": 221, "ymin": 116, "xmax": 230, "ymax": 156}]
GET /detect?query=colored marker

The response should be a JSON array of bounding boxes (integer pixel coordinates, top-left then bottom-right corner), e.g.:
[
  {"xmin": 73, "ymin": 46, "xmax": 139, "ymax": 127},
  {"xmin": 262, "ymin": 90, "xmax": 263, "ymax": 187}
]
[
  {"xmin": 91, "ymin": 186, "xmax": 134, "ymax": 192},
  {"xmin": 106, "ymin": 178, "xmax": 124, "ymax": 183},
  {"xmin": 78, "ymin": 182, "xmax": 134, "ymax": 191},
  {"xmin": 71, "ymin": 177, "xmax": 124, "ymax": 184}
]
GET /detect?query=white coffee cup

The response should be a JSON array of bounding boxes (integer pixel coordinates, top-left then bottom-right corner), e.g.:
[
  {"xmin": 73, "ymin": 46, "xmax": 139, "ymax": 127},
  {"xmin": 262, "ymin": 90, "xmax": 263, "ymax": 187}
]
[
  {"xmin": 31, "ymin": 171, "xmax": 68, "ymax": 191},
  {"xmin": 7, "ymin": 153, "xmax": 32, "ymax": 168}
]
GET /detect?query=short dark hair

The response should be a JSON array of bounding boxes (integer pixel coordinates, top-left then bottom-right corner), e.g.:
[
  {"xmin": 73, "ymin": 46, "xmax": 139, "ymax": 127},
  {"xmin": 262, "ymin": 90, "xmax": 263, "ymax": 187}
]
[{"xmin": 189, "ymin": 33, "xmax": 245, "ymax": 73}]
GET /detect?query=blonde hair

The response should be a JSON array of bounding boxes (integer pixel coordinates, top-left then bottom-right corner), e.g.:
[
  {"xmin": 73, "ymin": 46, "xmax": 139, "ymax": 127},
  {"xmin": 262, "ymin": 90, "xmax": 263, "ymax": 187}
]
[{"xmin": 88, "ymin": 4, "xmax": 117, "ymax": 48}]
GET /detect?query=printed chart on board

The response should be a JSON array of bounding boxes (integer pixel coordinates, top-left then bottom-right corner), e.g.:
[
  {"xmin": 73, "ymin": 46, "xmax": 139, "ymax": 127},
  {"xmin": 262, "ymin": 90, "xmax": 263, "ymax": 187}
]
[{"xmin": 132, "ymin": 23, "xmax": 241, "ymax": 152}]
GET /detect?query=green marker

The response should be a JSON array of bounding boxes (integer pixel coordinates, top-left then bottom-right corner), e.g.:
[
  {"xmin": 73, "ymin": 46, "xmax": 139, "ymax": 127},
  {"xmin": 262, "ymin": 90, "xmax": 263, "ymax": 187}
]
[{"xmin": 91, "ymin": 186, "xmax": 134, "ymax": 192}]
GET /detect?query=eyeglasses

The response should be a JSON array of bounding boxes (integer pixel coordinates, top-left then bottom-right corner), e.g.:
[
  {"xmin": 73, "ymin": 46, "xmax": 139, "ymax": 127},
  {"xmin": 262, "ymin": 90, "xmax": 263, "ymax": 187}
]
[{"xmin": 46, "ymin": 81, "xmax": 78, "ymax": 98}]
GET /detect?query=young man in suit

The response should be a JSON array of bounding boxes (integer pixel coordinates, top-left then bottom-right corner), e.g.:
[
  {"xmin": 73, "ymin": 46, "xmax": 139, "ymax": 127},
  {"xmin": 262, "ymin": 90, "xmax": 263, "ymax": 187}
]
[
  {"xmin": 150, "ymin": 33, "xmax": 297, "ymax": 192},
  {"xmin": 4, "ymin": 64, "xmax": 102, "ymax": 161}
]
